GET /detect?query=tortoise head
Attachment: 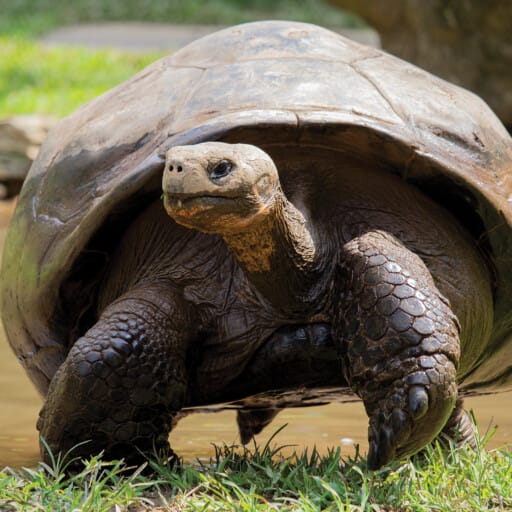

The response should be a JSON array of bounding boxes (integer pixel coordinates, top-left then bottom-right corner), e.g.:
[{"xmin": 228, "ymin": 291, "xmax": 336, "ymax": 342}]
[{"xmin": 162, "ymin": 142, "xmax": 280, "ymax": 234}]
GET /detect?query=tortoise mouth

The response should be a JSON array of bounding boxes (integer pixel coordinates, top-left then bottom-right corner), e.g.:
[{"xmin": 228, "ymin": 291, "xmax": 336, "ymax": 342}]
[{"xmin": 163, "ymin": 193, "xmax": 239, "ymax": 213}]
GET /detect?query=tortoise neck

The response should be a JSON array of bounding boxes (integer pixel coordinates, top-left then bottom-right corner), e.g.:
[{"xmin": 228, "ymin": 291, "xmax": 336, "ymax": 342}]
[{"xmin": 223, "ymin": 192, "xmax": 323, "ymax": 314}]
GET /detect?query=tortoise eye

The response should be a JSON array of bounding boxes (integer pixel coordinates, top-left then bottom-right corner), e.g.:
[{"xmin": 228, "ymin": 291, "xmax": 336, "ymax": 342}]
[{"xmin": 209, "ymin": 160, "xmax": 234, "ymax": 180}]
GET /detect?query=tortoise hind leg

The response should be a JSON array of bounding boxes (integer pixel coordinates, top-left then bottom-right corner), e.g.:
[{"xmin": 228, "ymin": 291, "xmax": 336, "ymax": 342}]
[
  {"xmin": 232, "ymin": 323, "xmax": 340, "ymax": 444},
  {"xmin": 337, "ymin": 230, "xmax": 460, "ymax": 469},
  {"xmin": 237, "ymin": 407, "xmax": 281, "ymax": 444},
  {"xmin": 37, "ymin": 283, "xmax": 196, "ymax": 465},
  {"xmin": 439, "ymin": 398, "xmax": 476, "ymax": 448}
]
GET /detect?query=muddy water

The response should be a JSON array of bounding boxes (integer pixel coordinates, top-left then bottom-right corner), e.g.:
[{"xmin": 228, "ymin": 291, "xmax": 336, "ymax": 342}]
[{"xmin": 0, "ymin": 200, "xmax": 510, "ymax": 468}]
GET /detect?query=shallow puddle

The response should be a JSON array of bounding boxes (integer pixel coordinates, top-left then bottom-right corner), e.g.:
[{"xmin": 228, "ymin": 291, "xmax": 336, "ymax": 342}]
[{"xmin": 0, "ymin": 200, "xmax": 510, "ymax": 468}]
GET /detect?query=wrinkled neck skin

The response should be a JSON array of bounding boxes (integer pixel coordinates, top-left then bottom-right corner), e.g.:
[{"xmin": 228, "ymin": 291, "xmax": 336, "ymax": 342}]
[{"xmin": 223, "ymin": 191, "xmax": 327, "ymax": 316}]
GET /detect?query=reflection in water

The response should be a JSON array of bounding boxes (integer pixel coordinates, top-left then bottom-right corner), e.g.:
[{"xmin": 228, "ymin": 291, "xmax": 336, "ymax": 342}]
[{"xmin": 0, "ymin": 200, "xmax": 510, "ymax": 468}]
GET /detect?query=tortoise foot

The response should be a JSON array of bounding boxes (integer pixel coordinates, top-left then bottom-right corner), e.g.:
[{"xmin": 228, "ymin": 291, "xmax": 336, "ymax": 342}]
[
  {"xmin": 338, "ymin": 230, "xmax": 460, "ymax": 469},
  {"xmin": 236, "ymin": 407, "xmax": 281, "ymax": 444},
  {"xmin": 366, "ymin": 354, "xmax": 457, "ymax": 469},
  {"xmin": 438, "ymin": 399, "xmax": 476, "ymax": 448}
]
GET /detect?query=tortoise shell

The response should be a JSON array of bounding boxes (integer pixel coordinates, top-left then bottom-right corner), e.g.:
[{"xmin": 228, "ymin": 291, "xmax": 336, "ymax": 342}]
[{"xmin": 2, "ymin": 21, "xmax": 511, "ymax": 396}]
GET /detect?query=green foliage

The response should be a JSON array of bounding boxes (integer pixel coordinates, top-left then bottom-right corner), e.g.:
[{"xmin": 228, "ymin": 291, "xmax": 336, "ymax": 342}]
[
  {"xmin": 0, "ymin": 0, "xmax": 362, "ymax": 37},
  {"xmin": 0, "ymin": 455, "xmax": 153, "ymax": 511},
  {"xmin": 0, "ymin": 0, "xmax": 362, "ymax": 116},
  {"xmin": 0, "ymin": 37, "xmax": 160, "ymax": 116},
  {"xmin": 1, "ymin": 426, "xmax": 511, "ymax": 511}
]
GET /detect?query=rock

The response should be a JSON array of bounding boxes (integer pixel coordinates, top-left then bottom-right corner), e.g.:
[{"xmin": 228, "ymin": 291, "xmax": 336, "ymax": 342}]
[
  {"xmin": 0, "ymin": 115, "xmax": 56, "ymax": 198},
  {"xmin": 328, "ymin": 0, "xmax": 512, "ymax": 128}
]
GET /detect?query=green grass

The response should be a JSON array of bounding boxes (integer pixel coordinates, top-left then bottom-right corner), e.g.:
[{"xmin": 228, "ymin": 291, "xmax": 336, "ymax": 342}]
[
  {"xmin": 0, "ymin": 0, "xmax": 363, "ymax": 117},
  {"xmin": 0, "ymin": 37, "xmax": 161, "ymax": 117},
  {"xmin": 0, "ymin": 0, "xmax": 362, "ymax": 117},
  {"xmin": 0, "ymin": 0, "xmax": 362, "ymax": 38},
  {"xmin": 1, "ymin": 427, "xmax": 510, "ymax": 511}
]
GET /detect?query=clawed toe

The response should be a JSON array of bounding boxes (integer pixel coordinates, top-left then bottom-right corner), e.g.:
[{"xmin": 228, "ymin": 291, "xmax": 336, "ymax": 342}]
[
  {"xmin": 367, "ymin": 401, "xmax": 414, "ymax": 469},
  {"xmin": 408, "ymin": 385, "xmax": 429, "ymax": 419},
  {"xmin": 366, "ymin": 380, "xmax": 457, "ymax": 469},
  {"xmin": 368, "ymin": 424, "xmax": 395, "ymax": 469}
]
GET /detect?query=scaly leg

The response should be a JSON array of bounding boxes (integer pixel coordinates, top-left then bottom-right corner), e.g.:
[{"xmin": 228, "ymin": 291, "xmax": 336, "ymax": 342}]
[
  {"xmin": 37, "ymin": 283, "xmax": 196, "ymax": 465},
  {"xmin": 237, "ymin": 408, "xmax": 281, "ymax": 444},
  {"xmin": 439, "ymin": 398, "xmax": 476, "ymax": 448},
  {"xmin": 337, "ymin": 230, "xmax": 460, "ymax": 469}
]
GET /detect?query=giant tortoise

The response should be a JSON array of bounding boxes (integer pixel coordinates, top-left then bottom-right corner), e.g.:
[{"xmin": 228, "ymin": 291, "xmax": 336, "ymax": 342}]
[{"xmin": 2, "ymin": 21, "xmax": 511, "ymax": 469}]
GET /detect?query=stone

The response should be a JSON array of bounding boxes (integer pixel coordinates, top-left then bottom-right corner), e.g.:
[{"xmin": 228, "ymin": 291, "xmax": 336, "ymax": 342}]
[{"xmin": 0, "ymin": 115, "xmax": 56, "ymax": 198}]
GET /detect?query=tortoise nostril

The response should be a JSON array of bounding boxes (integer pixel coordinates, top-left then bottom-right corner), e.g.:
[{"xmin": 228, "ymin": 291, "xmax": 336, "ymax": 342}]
[
  {"xmin": 168, "ymin": 165, "xmax": 174, "ymax": 172},
  {"xmin": 177, "ymin": 166, "xmax": 183, "ymax": 173}
]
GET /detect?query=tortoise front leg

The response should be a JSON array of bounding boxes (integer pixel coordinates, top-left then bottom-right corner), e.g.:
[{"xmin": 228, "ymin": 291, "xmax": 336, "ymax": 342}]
[
  {"xmin": 337, "ymin": 230, "xmax": 460, "ymax": 469},
  {"xmin": 37, "ymin": 283, "xmax": 196, "ymax": 465}
]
